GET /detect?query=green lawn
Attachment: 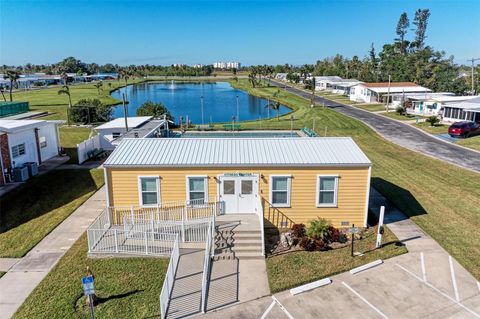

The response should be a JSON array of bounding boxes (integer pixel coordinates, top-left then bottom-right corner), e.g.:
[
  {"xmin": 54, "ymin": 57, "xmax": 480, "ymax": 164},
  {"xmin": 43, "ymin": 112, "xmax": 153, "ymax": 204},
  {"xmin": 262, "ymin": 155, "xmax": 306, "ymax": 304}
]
[
  {"xmin": 60, "ymin": 126, "xmax": 93, "ymax": 164},
  {"xmin": 354, "ymin": 103, "xmax": 386, "ymax": 112},
  {"xmin": 413, "ymin": 122, "xmax": 449, "ymax": 134},
  {"xmin": 267, "ymin": 226, "xmax": 407, "ymax": 293},
  {"xmin": 380, "ymin": 112, "xmax": 422, "ymax": 121},
  {"xmin": 230, "ymin": 79, "xmax": 480, "ymax": 281},
  {"xmin": 11, "ymin": 79, "xmax": 143, "ymax": 121},
  {"xmin": 0, "ymin": 169, "xmax": 104, "ymax": 258},
  {"xmin": 13, "ymin": 234, "xmax": 168, "ymax": 319},
  {"xmin": 456, "ymin": 135, "xmax": 480, "ymax": 151}
]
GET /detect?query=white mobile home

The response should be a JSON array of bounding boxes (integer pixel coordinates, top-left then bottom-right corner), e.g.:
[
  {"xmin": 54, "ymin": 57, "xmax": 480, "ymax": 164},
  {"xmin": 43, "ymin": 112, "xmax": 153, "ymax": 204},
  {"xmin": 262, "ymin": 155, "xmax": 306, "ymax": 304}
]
[
  {"xmin": 349, "ymin": 82, "xmax": 431, "ymax": 106},
  {"xmin": 314, "ymin": 76, "xmax": 342, "ymax": 91},
  {"xmin": 441, "ymin": 96, "xmax": 480, "ymax": 123},
  {"xmin": 401, "ymin": 93, "xmax": 477, "ymax": 116}
]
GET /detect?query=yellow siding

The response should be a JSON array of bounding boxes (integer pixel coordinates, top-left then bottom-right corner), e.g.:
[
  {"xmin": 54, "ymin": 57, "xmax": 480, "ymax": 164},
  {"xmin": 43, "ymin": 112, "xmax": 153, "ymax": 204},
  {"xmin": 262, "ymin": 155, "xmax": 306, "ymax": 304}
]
[{"xmin": 106, "ymin": 166, "xmax": 370, "ymax": 228}]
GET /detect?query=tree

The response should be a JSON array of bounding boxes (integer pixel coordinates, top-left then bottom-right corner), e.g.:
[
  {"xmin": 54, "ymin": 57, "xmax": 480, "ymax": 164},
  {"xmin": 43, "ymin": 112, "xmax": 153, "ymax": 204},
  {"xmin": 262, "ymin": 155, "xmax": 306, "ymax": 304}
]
[
  {"xmin": 0, "ymin": 87, "xmax": 6, "ymax": 101},
  {"xmin": 412, "ymin": 9, "xmax": 430, "ymax": 50},
  {"xmin": 395, "ymin": 12, "xmax": 410, "ymax": 54},
  {"xmin": 58, "ymin": 85, "xmax": 73, "ymax": 126},
  {"xmin": 70, "ymin": 98, "xmax": 112, "ymax": 124},
  {"xmin": 3, "ymin": 70, "xmax": 20, "ymax": 101},
  {"xmin": 265, "ymin": 101, "xmax": 281, "ymax": 120},
  {"xmin": 136, "ymin": 101, "xmax": 173, "ymax": 120},
  {"xmin": 94, "ymin": 81, "xmax": 103, "ymax": 95}
]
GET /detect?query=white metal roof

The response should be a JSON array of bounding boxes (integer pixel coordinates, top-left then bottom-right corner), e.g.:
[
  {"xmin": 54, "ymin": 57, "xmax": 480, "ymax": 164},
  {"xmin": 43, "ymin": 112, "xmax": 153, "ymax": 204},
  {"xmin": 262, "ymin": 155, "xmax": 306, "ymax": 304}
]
[
  {"xmin": 0, "ymin": 119, "xmax": 51, "ymax": 133},
  {"xmin": 446, "ymin": 96, "xmax": 480, "ymax": 111},
  {"xmin": 94, "ymin": 116, "xmax": 152, "ymax": 130},
  {"xmin": 104, "ymin": 137, "xmax": 372, "ymax": 167}
]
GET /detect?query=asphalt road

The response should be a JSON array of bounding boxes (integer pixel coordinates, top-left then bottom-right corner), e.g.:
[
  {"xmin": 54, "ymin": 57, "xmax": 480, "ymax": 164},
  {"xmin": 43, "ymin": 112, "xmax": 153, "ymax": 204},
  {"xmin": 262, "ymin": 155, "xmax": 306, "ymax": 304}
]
[{"xmin": 268, "ymin": 80, "xmax": 480, "ymax": 173}]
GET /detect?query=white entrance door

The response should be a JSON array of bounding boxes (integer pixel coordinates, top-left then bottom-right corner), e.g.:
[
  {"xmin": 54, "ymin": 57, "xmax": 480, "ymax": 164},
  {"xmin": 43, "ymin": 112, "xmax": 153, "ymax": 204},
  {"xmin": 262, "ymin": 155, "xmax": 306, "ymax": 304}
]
[{"xmin": 219, "ymin": 175, "xmax": 258, "ymax": 214}]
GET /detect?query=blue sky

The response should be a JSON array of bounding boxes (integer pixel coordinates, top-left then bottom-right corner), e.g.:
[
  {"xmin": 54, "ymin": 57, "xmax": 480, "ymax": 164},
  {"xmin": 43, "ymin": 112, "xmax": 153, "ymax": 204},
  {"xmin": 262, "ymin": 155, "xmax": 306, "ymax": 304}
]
[{"xmin": 0, "ymin": 0, "xmax": 479, "ymax": 66}]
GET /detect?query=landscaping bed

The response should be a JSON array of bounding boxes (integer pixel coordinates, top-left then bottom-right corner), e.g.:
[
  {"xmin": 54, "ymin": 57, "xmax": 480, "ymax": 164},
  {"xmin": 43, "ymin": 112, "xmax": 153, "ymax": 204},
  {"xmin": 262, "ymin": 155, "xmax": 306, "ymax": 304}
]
[
  {"xmin": 13, "ymin": 234, "xmax": 168, "ymax": 319},
  {"xmin": 266, "ymin": 223, "xmax": 406, "ymax": 293},
  {"xmin": 0, "ymin": 169, "xmax": 104, "ymax": 258}
]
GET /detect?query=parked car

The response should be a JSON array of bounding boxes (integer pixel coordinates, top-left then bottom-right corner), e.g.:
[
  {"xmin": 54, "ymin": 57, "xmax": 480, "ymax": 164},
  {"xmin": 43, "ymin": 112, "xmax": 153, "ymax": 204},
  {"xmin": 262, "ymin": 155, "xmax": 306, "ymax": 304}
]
[{"xmin": 448, "ymin": 121, "xmax": 480, "ymax": 138}]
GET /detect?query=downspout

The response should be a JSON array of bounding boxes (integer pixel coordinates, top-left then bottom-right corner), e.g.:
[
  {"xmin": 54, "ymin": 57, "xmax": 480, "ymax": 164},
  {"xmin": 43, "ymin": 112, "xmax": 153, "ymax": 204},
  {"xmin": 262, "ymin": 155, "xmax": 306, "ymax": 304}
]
[{"xmin": 34, "ymin": 128, "xmax": 42, "ymax": 165}]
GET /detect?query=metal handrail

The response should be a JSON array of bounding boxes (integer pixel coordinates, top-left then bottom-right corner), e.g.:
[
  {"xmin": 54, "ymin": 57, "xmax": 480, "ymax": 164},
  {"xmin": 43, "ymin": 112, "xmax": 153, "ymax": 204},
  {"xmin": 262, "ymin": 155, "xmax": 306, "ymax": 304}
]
[
  {"xmin": 160, "ymin": 234, "xmax": 180, "ymax": 319},
  {"xmin": 200, "ymin": 218, "xmax": 214, "ymax": 313}
]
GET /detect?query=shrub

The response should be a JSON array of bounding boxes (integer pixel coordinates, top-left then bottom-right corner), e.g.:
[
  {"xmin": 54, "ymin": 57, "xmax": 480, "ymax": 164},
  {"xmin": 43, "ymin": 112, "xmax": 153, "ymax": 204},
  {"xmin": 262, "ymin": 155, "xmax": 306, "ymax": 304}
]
[
  {"xmin": 426, "ymin": 115, "xmax": 440, "ymax": 127},
  {"xmin": 313, "ymin": 239, "xmax": 327, "ymax": 251},
  {"xmin": 395, "ymin": 105, "xmax": 406, "ymax": 115},
  {"xmin": 291, "ymin": 224, "xmax": 306, "ymax": 238},
  {"xmin": 299, "ymin": 237, "xmax": 315, "ymax": 251},
  {"xmin": 70, "ymin": 98, "xmax": 112, "ymax": 124},
  {"xmin": 306, "ymin": 218, "xmax": 331, "ymax": 240},
  {"xmin": 136, "ymin": 101, "xmax": 173, "ymax": 120},
  {"xmin": 327, "ymin": 226, "xmax": 341, "ymax": 243}
]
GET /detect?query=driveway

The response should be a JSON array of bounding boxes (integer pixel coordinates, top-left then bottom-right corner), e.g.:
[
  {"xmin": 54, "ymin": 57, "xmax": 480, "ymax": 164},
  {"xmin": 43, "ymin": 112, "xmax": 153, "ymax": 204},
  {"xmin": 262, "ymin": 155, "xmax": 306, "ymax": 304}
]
[{"xmin": 268, "ymin": 80, "xmax": 480, "ymax": 173}]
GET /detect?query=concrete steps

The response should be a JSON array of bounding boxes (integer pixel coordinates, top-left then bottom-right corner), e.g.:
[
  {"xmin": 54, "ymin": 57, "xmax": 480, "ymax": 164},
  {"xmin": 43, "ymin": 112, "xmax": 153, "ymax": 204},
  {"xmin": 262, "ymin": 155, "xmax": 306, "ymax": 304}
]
[{"xmin": 213, "ymin": 214, "xmax": 264, "ymax": 260}]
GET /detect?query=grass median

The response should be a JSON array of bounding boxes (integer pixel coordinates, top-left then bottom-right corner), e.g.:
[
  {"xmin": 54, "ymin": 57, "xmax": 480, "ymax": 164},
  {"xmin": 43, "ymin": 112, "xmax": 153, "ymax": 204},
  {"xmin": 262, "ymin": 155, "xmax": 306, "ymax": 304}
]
[
  {"xmin": 0, "ymin": 169, "xmax": 104, "ymax": 258},
  {"xmin": 13, "ymin": 234, "xmax": 168, "ymax": 319},
  {"xmin": 267, "ymin": 226, "xmax": 406, "ymax": 293}
]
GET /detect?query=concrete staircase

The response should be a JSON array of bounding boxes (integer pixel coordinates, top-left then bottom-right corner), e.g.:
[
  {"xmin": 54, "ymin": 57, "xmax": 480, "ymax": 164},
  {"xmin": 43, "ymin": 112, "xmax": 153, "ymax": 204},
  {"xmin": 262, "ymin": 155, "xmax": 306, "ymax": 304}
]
[{"xmin": 214, "ymin": 214, "xmax": 264, "ymax": 260}]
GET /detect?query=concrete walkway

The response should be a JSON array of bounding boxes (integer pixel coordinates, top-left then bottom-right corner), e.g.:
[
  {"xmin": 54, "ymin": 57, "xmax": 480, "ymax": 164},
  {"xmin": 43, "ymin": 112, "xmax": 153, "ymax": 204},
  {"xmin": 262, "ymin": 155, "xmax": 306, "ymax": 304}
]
[
  {"xmin": 268, "ymin": 79, "xmax": 480, "ymax": 173},
  {"xmin": 0, "ymin": 187, "xmax": 106, "ymax": 319},
  {"xmin": 201, "ymin": 187, "xmax": 480, "ymax": 318}
]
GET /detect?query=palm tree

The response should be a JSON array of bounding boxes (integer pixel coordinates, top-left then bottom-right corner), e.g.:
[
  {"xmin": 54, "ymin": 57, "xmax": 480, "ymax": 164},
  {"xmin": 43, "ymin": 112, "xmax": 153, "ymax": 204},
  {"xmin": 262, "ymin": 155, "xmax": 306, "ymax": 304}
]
[
  {"xmin": 94, "ymin": 81, "xmax": 103, "ymax": 95},
  {"xmin": 0, "ymin": 87, "xmax": 6, "ymax": 102},
  {"xmin": 58, "ymin": 85, "xmax": 72, "ymax": 126},
  {"xmin": 265, "ymin": 101, "xmax": 281, "ymax": 120},
  {"xmin": 3, "ymin": 70, "xmax": 20, "ymax": 101}
]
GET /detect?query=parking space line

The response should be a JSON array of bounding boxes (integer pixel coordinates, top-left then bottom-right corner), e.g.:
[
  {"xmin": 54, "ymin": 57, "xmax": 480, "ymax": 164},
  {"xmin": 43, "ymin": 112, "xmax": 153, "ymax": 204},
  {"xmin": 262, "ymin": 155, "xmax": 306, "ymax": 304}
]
[
  {"xmin": 341, "ymin": 282, "xmax": 389, "ymax": 319},
  {"xmin": 421, "ymin": 252, "xmax": 427, "ymax": 282},
  {"xmin": 449, "ymin": 255, "xmax": 460, "ymax": 302},
  {"xmin": 261, "ymin": 296, "xmax": 295, "ymax": 319},
  {"xmin": 396, "ymin": 263, "xmax": 480, "ymax": 318}
]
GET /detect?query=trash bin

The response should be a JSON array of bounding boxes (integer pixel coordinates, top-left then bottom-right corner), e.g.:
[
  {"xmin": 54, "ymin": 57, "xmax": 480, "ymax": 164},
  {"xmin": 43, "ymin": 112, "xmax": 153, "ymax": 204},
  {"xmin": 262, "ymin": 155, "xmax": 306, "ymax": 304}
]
[{"xmin": 24, "ymin": 162, "xmax": 39, "ymax": 177}]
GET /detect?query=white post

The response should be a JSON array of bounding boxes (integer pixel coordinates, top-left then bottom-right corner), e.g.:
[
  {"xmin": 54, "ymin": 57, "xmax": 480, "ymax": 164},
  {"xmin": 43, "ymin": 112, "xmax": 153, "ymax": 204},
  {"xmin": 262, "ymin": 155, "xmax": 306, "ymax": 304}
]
[
  {"xmin": 181, "ymin": 208, "xmax": 186, "ymax": 242},
  {"xmin": 114, "ymin": 229, "xmax": 119, "ymax": 253},
  {"xmin": 145, "ymin": 232, "xmax": 149, "ymax": 255},
  {"xmin": 375, "ymin": 206, "xmax": 385, "ymax": 248},
  {"xmin": 131, "ymin": 206, "xmax": 135, "ymax": 225}
]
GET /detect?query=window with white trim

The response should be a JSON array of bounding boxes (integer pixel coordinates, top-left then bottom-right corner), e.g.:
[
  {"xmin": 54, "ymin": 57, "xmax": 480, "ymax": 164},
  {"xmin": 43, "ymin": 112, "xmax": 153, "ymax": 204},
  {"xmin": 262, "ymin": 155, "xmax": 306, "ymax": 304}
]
[
  {"xmin": 317, "ymin": 176, "xmax": 338, "ymax": 207},
  {"xmin": 270, "ymin": 175, "xmax": 291, "ymax": 207},
  {"xmin": 139, "ymin": 177, "xmax": 159, "ymax": 206},
  {"xmin": 187, "ymin": 176, "xmax": 208, "ymax": 203},
  {"xmin": 11, "ymin": 143, "xmax": 26, "ymax": 158}
]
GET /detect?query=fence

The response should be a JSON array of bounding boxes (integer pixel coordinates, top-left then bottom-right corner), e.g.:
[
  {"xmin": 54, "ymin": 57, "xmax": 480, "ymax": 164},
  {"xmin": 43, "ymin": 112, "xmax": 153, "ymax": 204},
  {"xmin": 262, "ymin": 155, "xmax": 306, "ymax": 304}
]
[
  {"xmin": 109, "ymin": 199, "xmax": 219, "ymax": 225},
  {"xmin": 159, "ymin": 234, "xmax": 180, "ymax": 319},
  {"xmin": 0, "ymin": 101, "xmax": 29, "ymax": 117},
  {"xmin": 77, "ymin": 135, "xmax": 101, "ymax": 164}
]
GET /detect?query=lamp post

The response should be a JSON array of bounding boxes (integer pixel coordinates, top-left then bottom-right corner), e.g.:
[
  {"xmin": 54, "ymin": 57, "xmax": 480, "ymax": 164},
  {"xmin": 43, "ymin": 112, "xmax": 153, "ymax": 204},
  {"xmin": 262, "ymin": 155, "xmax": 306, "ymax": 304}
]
[
  {"xmin": 236, "ymin": 95, "xmax": 239, "ymax": 123},
  {"xmin": 290, "ymin": 115, "xmax": 294, "ymax": 135},
  {"xmin": 200, "ymin": 95, "xmax": 204, "ymax": 125}
]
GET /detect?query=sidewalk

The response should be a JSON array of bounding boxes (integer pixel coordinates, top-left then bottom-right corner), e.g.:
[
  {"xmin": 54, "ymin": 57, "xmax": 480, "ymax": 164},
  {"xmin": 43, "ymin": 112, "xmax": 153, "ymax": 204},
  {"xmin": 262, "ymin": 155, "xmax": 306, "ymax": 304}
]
[{"xmin": 0, "ymin": 187, "xmax": 106, "ymax": 319}]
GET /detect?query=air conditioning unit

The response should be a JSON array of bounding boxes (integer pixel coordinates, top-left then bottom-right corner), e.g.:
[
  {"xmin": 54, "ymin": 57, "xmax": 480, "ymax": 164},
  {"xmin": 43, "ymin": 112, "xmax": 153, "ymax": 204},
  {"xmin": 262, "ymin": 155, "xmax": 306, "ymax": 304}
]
[
  {"xmin": 13, "ymin": 166, "xmax": 29, "ymax": 182},
  {"xmin": 24, "ymin": 162, "xmax": 39, "ymax": 177}
]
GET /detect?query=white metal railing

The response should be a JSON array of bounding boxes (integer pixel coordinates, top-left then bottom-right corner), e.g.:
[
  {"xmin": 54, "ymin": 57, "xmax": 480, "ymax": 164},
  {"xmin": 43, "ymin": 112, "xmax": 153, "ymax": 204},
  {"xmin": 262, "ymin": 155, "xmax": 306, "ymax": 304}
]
[
  {"xmin": 108, "ymin": 199, "xmax": 220, "ymax": 225},
  {"xmin": 201, "ymin": 218, "xmax": 214, "ymax": 313},
  {"xmin": 256, "ymin": 197, "xmax": 265, "ymax": 256},
  {"xmin": 160, "ymin": 234, "xmax": 180, "ymax": 319}
]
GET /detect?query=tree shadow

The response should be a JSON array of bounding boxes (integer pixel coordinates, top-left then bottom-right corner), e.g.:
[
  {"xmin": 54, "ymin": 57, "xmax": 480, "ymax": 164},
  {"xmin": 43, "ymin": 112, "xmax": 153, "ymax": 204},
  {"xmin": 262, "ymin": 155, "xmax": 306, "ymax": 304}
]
[
  {"xmin": 0, "ymin": 169, "xmax": 100, "ymax": 233},
  {"xmin": 369, "ymin": 177, "xmax": 427, "ymax": 223}
]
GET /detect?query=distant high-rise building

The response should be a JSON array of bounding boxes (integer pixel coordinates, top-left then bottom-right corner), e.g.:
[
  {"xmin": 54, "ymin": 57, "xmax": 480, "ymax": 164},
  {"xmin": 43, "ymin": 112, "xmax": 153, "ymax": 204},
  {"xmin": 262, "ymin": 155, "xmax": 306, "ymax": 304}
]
[
  {"xmin": 213, "ymin": 61, "xmax": 241, "ymax": 69},
  {"xmin": 193, "ymin": 64, "xmax": 204, "ymax": 68}
]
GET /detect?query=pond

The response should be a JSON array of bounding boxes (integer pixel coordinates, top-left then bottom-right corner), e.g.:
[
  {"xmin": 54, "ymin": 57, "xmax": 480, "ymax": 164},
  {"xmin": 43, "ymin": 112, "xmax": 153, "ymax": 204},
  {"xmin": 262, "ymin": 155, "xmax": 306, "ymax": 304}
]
[{"xmin": 110, "ymin": 82, "xmax": 291, "ymax": 123}]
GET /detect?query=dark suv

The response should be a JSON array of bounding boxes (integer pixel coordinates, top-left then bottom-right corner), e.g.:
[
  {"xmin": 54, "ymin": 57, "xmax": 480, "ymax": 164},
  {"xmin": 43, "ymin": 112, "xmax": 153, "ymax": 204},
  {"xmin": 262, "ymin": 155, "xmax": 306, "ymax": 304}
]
[{"xmin": 448, "ymin": 121, "xmax": 480, "ymax": 138}]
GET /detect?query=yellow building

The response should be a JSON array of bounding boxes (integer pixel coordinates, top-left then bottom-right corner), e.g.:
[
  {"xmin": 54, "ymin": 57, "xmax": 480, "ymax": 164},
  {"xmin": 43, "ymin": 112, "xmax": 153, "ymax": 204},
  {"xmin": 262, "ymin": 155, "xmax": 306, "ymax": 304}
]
[{"xmin": 103, "ymin": 137, "xmax": 372, "ymax": 228}]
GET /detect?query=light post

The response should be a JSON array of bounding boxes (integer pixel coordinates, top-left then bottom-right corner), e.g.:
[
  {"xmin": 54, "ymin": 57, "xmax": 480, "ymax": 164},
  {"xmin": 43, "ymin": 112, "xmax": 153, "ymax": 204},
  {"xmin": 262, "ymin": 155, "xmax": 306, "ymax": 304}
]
[
  {"xmin": 236, "ymin": 95, "xmax": 239, "ymax": 123},
  {"xmin": 200, "ymin": 95, "xmax": 204, "ymax": 125},
  {"xmin": 231, "ymin": 116, "xmax": 236, "ymax": 132},
  {"xmin": 290, "ymin": 115, "xmax": 294, "ymax": 135}
]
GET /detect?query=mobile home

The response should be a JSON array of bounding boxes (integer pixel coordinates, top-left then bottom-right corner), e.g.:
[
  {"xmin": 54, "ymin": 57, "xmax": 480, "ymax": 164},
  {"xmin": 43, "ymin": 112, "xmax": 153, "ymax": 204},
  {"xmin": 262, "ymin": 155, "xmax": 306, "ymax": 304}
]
[{"xmin": 103, "ymin": 137, "xmax": 372, "ymax": 228}]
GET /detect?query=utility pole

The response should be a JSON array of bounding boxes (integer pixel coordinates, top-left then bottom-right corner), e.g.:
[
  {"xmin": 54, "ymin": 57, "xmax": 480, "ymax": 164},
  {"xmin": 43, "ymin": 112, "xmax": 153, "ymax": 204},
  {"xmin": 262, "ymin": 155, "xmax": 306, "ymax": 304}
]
[
  {"xmin": 467, "ymin": 58, "xmax": 480, "ymax": 95},
  {"xmin": 386, "ymin": 75, "xmax": 391, "ymax": 112},
  {"xmin": 122, "ymin": 93, "xmax": 128, "ymax": 132}
]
